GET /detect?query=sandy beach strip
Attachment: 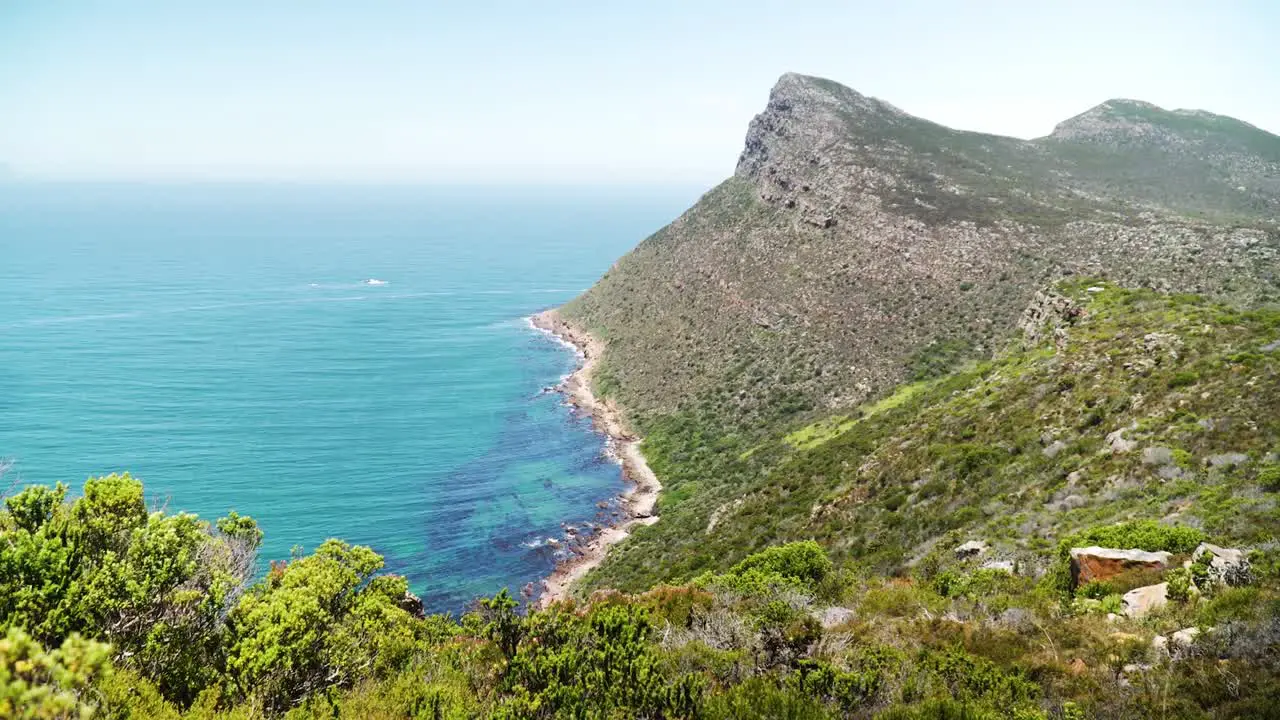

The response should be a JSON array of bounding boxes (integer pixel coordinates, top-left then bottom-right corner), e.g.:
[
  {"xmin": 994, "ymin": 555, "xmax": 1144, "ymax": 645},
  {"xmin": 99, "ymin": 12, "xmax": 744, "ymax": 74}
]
[{"xmin": 528, "ymin": 309, "xmax": 660, "ymax": 607}]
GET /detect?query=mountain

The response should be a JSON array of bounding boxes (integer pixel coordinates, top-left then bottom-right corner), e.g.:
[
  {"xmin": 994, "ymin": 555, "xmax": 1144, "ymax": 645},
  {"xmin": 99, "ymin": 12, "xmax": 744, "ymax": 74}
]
[
  {"xmin": 558, "ymin": 74, "xmax": 1280, "ymax": 591},
  {"xmin": 564, "ymin": 74, "xmax": 1279, "ymax": 436}
]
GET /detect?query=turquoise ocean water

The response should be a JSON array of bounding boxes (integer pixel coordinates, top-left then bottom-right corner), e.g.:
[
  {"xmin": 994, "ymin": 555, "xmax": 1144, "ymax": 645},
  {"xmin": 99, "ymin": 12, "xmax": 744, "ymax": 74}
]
[{"xmin": 0, "ymin": 183, "xmax": 692, "ymax": 610}]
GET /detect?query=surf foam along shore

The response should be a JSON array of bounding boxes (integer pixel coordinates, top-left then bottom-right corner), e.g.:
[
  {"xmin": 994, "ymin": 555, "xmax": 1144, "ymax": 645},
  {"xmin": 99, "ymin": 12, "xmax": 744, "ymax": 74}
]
[{"xmin": 527, "ymin": 309, "xmax": 661, "ymax": 606}]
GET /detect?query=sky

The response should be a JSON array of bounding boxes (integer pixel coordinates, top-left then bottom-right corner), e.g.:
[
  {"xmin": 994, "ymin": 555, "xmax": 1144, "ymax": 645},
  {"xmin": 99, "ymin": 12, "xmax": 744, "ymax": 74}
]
[{"xmin": 1, "ymin": 1, "xmax": 1277, "ymax": 184}]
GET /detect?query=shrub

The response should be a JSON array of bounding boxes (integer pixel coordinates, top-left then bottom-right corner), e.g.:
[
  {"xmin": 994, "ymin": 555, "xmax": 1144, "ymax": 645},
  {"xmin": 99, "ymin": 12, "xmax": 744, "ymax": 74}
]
[
  {"xmin": 875, "ymin": 698, "xmax": 1004, "ymax": 720},
  {"xmin": 0, "ymin": 627, "xmax": 114, "ymax": 719},
  {"xmin": 697, "ymin": 541, "xmax": 833, "ymax": 595},
  {"xmin": 1075, "ymin": 580, "xmax": 1117, "ymax": 600},
  {"xmin": 494, "ymin": 604, "xmax": 703, "ymax": 719},
  {"xmin": 1166, "ymin": 567, "xmax": 1194, "ymax": 602},
  {"xmin": 1258, "ymin": 464, "xmax": 1280, "ymax": 492},
  {"xmin": 704, "ymin": 676, "xmax": 834, "ymax": 720},
  {"xmin": 1058, "ymin": 521, "xmax": 1205, "ymax": 559}
]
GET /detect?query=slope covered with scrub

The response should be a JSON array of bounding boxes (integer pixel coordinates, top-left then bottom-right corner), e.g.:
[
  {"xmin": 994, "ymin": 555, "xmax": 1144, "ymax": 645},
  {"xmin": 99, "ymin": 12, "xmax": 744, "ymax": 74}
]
[{"xmin": 582, "ymin": 282, "xmax": 1279, "ymax": 592}]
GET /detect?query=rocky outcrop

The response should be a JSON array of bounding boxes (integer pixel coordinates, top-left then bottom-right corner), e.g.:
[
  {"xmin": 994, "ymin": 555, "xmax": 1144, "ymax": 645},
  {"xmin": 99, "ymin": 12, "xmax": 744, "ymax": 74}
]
[
  {"xmin": 1019, "ymin": 290, "xmax": 1082, "ymax": 348},
  {"xmin": 1105, "ymin": 424, "xmax": 1139, "ymax": 454},
  {"xmin": 814, "ymin": 606, "xmax": 856, "ymax": 629},
  {"xmin": 399, "ymin": 590, "xmax": 426, "ymax": 619},
  {"xmin": 1193, "ymin": 543, "xmax": 1253, "ymax": 587},
  {"xmin": 954, "ymin": 540, "xmax": 989, "ymax": 559},
  {"xmin": 1069, "ymin": 547, "xmax": 1172, "ymax": 587}
]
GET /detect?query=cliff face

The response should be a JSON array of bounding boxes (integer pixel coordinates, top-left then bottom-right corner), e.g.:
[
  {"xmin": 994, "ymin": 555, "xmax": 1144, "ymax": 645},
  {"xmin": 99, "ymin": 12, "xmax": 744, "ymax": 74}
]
[{"xmin": 563, "ymin": 74, "xmax": 1280, "ymax": 430}]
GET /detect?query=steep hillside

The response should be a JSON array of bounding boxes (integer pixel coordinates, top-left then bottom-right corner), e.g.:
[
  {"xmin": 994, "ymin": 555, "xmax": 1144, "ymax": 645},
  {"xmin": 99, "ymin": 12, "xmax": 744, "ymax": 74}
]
[
  {"xmin": 585, "ymin": 282, "xmax": 1279, "ymax": 591},
  {"xmin": 563, "ymin": 74, "xmax": 1280, "ymax": 433},
  {"xmin": 559, "ymin": 73, "xmax": 1280, "ymax": 590}
]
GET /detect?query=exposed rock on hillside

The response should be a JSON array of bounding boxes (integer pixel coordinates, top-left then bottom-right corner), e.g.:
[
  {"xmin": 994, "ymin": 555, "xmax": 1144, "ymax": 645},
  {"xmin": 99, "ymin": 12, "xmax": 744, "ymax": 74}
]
[{"xmin": 1070, "ymin": 547, "xmax": 1173, "ymax": 587}]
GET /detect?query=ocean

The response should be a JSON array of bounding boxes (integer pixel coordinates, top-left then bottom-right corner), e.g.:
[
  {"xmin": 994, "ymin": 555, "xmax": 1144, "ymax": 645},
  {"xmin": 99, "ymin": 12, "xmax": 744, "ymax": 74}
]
[{"xmin": 0, "ymin": 182, "xmax": 694, "ymax": 610}]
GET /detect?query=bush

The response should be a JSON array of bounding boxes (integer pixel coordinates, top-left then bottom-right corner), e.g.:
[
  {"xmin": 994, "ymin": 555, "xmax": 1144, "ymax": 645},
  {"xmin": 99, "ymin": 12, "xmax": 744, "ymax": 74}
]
[
  {"xmin": 697, "ymin": 541, "xmax": 833, "ymax": 595},
  {"xmin": 875, "ymin": 698, "xmax": 1004, "ymax": 720},
  {"xmin": 704, "ymin": 676, "xmax": 835, "ymax": 720},
  {"xmin": 0, "ymin": 627, "xmax": 114, "ymax": 719},
  {"xmin": 1075, "ymin": 580, "xmax": 1117, "ymax": 600},
  {"xmin": 1166, "ymin": 567, "xmax": 1194, "ymax": 602},
  {"xmin": 1059, "ymin": 521, "xmax": 1205, "ymax": 559},
  {"xmin": 494, "ymin": 604, "xmax": 703, "ymax": 719},
  {"xmin": 1258, "ymin": 464, "xmax": 1280, "ymax": 492},
  {"xmin": 0, "ymin": 475, "xmax": 262, "ymax": 705}
]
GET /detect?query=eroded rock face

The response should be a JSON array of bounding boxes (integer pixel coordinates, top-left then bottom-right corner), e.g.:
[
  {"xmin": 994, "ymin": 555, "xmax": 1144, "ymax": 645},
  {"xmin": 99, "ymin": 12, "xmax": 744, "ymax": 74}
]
[
  {"xmin": 1122, "ymin": 582, "xmax": 1169, "ymax": 618},
  {"xmin": 1069, "ymin": 546, "xmax": 1172, "ymax": 586}
]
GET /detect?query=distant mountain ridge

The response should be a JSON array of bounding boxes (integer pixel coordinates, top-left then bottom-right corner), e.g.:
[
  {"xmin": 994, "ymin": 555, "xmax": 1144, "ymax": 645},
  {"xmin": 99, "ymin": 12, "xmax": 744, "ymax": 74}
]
[{"xmin": 563, "ymin": 73, "xmax": 1280, "ymax": 432}]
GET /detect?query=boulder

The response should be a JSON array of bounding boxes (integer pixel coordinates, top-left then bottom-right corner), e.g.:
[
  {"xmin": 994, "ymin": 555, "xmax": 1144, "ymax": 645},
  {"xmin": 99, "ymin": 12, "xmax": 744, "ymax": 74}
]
[
  {"xmin": 982, "ymin": 560, "xmax": 1016, "ymax": 573},
  {"xmin": 1170, "ymin": 627, "xmax": 1202, "ymax": 648},
  {"xmin": 1192, "ymin": 543, "xmax": 1253, "ymax": 586},
  {"xmin": 1069, "ymin": 546, "xmax": 1173, "ymax": 586},
  {"xmin": 1122, "ymin": 582, "xmax": 1169, "ymax": 618},
  {"xmin": 955, "ymin": 540, "xmax": 989, "ymax": 559},
  {"xmin": 1155, "ymin": 627, "xmax": 1207, "ymax": 657}
]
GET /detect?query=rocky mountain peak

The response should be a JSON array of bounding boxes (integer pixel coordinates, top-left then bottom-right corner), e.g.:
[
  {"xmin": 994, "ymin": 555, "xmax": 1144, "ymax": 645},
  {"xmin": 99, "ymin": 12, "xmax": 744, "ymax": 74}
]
[
  {"xmin": 736, "ymin": 73, "xmax": 906, "ymax": 179},
  {"xmin": 1048, "ymin": 99, "xmax": 1184, "ymax": 144},
  {"xmin": 1046, "ymin": 98, "xmax": 1272, "ymax": 150}
]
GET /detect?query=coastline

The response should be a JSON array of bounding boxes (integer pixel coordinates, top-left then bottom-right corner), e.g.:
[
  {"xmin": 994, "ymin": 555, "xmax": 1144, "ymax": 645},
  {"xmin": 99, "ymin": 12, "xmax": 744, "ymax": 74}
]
[{"xmin": 528, "ymin": 309, "xmax": 661, "ymax": 607}]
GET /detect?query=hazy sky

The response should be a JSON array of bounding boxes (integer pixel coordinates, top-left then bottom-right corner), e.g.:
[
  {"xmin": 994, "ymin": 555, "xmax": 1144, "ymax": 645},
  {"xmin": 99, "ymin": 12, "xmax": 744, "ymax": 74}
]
[{"xmin": 2, "ymin": 1, "xmax": 1276, "ymax": 184}]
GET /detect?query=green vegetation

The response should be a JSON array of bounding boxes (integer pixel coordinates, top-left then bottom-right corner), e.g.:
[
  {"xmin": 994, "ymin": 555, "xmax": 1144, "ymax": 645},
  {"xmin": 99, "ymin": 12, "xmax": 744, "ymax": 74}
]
[
  {"xmin": 4, "ymin": 470, "xmax": 1279, "ymax": 717},
  {"xmin": 578, "ymin": 284, "xmax": 1280, "ymax": 594}
]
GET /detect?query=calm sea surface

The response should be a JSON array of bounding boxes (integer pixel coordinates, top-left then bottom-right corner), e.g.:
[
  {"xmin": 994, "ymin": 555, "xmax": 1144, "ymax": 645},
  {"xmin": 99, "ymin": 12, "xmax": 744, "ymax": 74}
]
[{"xmin": 0, "ymin": 183, "xmax": 693, "ymax": 610}]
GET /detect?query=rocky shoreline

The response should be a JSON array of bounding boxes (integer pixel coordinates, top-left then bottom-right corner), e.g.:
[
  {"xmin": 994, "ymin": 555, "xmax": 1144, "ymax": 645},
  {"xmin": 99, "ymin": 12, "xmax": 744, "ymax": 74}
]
[{"xmin": 528, "ymin": 309, "xmax": 661, "ymax": 607}]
